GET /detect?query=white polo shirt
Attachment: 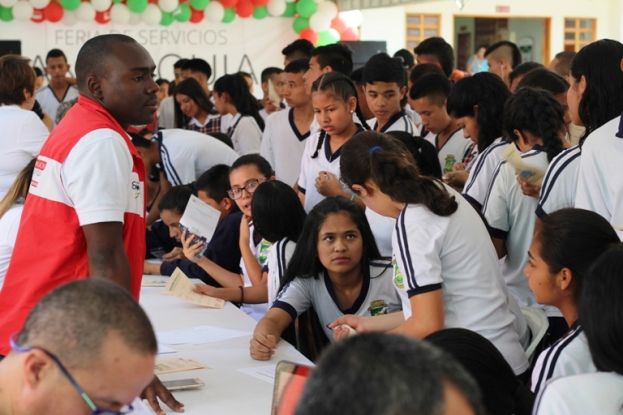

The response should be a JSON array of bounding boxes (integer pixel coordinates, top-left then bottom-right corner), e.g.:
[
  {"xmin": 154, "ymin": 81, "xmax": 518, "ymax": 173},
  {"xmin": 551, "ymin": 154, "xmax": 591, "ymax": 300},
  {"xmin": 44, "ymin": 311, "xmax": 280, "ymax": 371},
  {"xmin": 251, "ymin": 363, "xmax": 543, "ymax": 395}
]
[
  {"xmin": 392, "ymin": 182, "xmax": 530, "ymax": 375},
  {"xmin": 367, "ymin": 111, "xmax": 417, "ymax": 136},
  {"xmin": 36, "ymin": 85, "xmax": 79, "ymax": 122},
  {"xmin": 0, "ymin": 105, "xmax": 49, "ymax": 198},
  {"xmin": 157, "ymin": 129, "xmax": 238, "ymax": 186},
  {"xmin": 157, "ymin": 96, "xmax": 175, "ymax": 129},
  {"xmin": 424, "ymin": 128, "xmax": 474, "ymax": 170},
  {"xmin": 266, "ymin": 238, "xmax": 296, "ymax": 305},
  {"xmin": 536, "ymin": 145, "xmax": 581, "ymax": 218},
  {"xmin": 0, "ymin": 204, "xmax": 23, "ymax": 291},
  {"xmin": 533, "ymin": 372, "xmax": 623, "ymax": 415},
  {"xmin": 575, "ymin": 115, "xmax": 623, "ymax": 238},
  {"xmin": 404, "ymin": 104, "xmax": 423, "ymax": 136},
  {"xmin": 462, "ymin": 138, "xmax": 510, "ymax": 211},
  {"xmin": 239, "ymin": 223, "xmax": 270, "ymax": 321},
  {"xmin": 227, "ymin": 114, "xmax": 263, "ymax": 155}
]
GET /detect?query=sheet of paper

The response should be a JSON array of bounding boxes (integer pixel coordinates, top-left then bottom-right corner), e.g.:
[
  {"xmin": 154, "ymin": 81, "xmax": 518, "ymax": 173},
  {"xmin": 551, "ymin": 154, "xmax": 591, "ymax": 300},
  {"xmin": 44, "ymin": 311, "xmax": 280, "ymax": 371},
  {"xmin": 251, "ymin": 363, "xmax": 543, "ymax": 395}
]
[
  {"xmin": 163, "ymin": 268, "xmax": 225, "ymax": 308},
  {"xmin": 503, "ymin": 145, "xmax": 545, "ymax": 185},
  {"xmin": 157, "ymin": 325, "xmax": 250, "ymax": 346},
  {"xmin": 155, "ymin": 357, "xmax": 208, "ymax": 375},
  {"xmin": 158, "ymin": 344, "xmax": 177, "ymax": 354},
  {"xmin": 179, "ymin": 194, "xmax": 221, "ymax": 243},
  {"xmin": 142, "ymin": 278, "xmax": 169, "ymax": 288},
  {"xmin": 237, "ymin": 365, "xmax": 276, "ymax": 384}
]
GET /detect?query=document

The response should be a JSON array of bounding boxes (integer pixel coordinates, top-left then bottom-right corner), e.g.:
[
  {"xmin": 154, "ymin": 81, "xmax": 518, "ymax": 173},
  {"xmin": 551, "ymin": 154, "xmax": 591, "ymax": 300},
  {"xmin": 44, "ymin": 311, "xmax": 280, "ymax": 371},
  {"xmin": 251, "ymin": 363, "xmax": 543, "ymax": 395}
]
[
  {"xmin": 157, "ymin": 325, "xmax": 250, "ymax": 346},
  {"xmin": 155, "ymin": 357, "xmax": 208, "ymax": 375},
  {"xmin": 179, "ymin": 194, "xmax": 221, "ymax": 245},
  {"xmin": 237, "ymin": 365, "xmax": 277, "ymax": 384},
  {"xmin": 163, "ymin": 268, "xmax": 225, "ymax": 309},
  {"xmin": 503, "ymin": 145, "xmax": 545, "ymax": 185},
  {"xmin": 142, "ymin": 278, "xmax": 169, "ymax": 288}
]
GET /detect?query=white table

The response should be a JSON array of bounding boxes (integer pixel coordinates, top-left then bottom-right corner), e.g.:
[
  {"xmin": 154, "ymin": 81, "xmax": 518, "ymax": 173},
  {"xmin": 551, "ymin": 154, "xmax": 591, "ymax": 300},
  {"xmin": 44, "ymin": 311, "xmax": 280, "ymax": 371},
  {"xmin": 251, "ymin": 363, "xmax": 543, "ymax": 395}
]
[{"xmin": 140, "ymin": 276, "xmax": 311, "ymax": 414}]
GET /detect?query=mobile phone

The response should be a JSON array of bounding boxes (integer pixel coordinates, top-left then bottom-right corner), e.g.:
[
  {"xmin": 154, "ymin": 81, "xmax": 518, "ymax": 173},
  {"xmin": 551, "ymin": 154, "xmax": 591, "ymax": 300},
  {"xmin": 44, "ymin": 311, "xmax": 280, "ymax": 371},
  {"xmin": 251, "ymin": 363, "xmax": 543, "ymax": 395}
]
[
  {"xmin": 271, "ymin": 361, "xmax": 313, "ymax": 415},
  {"xmin": 162, "ymin": 378, "xmax": 205, "ymax": 391}
]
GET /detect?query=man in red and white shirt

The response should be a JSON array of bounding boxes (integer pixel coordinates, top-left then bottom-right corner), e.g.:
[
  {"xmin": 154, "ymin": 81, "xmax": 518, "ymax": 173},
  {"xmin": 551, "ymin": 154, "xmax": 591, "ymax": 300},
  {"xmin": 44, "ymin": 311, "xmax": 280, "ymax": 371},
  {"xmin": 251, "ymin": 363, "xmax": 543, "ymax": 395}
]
[{"xmin": 0, "ymin": 34, "xmax": 183, "ymax": 413}]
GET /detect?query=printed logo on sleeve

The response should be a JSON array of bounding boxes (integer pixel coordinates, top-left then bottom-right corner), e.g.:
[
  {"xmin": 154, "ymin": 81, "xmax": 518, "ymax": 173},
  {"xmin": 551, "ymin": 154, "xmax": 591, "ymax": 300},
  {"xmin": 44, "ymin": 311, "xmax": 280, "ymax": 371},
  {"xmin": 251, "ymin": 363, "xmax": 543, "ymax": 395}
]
[
  {"xmin": 258, "ymin": 239, "xmax": 272, "ymax": 266},
  {"xmin": 392, "ymin": 256, "xmax": 405, "ymax": 289},
  {"xmin": 368, "ymin": 299, "xmax": 388, "ymax": 316}
]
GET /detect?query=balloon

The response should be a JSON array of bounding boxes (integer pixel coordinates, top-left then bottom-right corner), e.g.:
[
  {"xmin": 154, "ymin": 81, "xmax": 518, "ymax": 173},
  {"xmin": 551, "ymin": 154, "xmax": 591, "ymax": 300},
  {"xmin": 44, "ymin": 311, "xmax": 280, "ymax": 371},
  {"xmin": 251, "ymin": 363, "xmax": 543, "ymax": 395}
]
[
  {"xmin": 292, "ymin": 16, "xmax": 307, "ymax": 33},
  {"xmin": 43, "ymin": 1, "xmax": 63, "ymax": 21},
  {"xmin": 189, "ymin": 0, "xmax": 206, "ymax": 9},
  {"xmin": 251, "ymin": 0, "xmax": 266, "ymax": 5},
  {"xmin": 142, "ymin": 3, "xmax": 160, "ymax": 24},
  {"xmin": 189, "ymin": 6, "xmax": 202, "ymax": 21},
  {"xmin": 31, "ymin": 6, "xmax": 44, "ymax": 20},
  {"xmin": 252, "ymin": 5, "xmax": 266, "ymax": 18},
  {"xmin": 128, "ymin": 10, "xmax": 141, "ymax": 22},
  {"xmin": 59, "ymin": 0, "xmax": 78, "ymax": 10},
  {"xmin": 330, "ymin": 16, "xmax": 346, "ymax": 33},
  {"xmin": 173, "ymin": 2, "xmax": 190, "ymax": 20},
  {"xmin": 127, "ymin": 0, "xmax": 148, "ymax": 12},
  {"xmin": 299, "ymin": 27, "xmax": 317, "ymax": 44},
  {"xmin": 340, "ymin": 27, "xmax": 358, "ymax": 41},
  {"xmin": 13, "ymin": 1, "xmax": 33, "ymax": 20},
  {"xmin": 94, "ymin": 9, "xmax": 109, "ymax": 22},
  {"xmin": 110, "ymin": 2, "xmax": 130, "ymax": 22},
  {"xmin": 204, "ymin": 0, "xmax": 222, "ymax": 21},
  {"xmin": 219, "ymin": 0, "xmax": 236, "ymax": 7},
  {"xmin": 317, "ymin": 28, "xmax": 339, "ymax": 46},
  {"xmin": 235, "ymin": 0, "xmax": 251, "ymax": 17},
  {"xmin": 91, "ymin": 0, "xmax": 111, "ymax": 11},
  {"xmin": 265, "ymin": 0, "xmax": 283, "ymax": 16},
  {"xmin": 29, "ymin": 0, "xmax": 48, "ymax": 8},
  {"xmin": 62, "ymin": 9, "xmax": 77, "ymax": 23},
  {"xmin": 157, "ymin": 0, "xmax": 176, "ymax": 12},
  {"xmin": 221, "ymin": 5, "xmax": 233, "ymax": 21},
  {"xmin": 281, "ymin": 0, "xmax": 294, "ymax": 15},
  {"xmin": 316, "ymin": 0, "xmax": 336, "ymax": 18},
  {"xmin": 0, "ymin": 0, "xmax": 16, "ymax": 8},
  {"xmin": 339, "ymin": 9, "xmax": 362, "ymax": 27},
  {"xmin": 0, "ymin": 5, "xmax": 13, "ymax": 20},
  {"xmin": 309, "ymin": 12, "xmax": 330, "ymax": 32},
  {"xmin": 295, "ymin": 0, "xmax": 315, "ymax": 18},
  {"xmin": 160, "ymin": 10, "xmax": 173, "ymax": 24}
]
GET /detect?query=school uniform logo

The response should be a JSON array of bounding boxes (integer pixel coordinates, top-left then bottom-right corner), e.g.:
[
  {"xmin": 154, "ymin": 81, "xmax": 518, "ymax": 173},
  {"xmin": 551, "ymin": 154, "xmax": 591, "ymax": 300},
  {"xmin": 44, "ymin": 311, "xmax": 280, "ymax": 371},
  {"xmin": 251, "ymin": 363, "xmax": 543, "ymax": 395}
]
[
  {"xmin": 392, "ymin": 257, "xmax": 405, "ymax": 289},
  {"xmin": 258, "ymin": 239, "xmax": 272, "ymax": 266},
  {"xmin": 368, "ymin": 299, "xmax": 389, "ymax": 316}
]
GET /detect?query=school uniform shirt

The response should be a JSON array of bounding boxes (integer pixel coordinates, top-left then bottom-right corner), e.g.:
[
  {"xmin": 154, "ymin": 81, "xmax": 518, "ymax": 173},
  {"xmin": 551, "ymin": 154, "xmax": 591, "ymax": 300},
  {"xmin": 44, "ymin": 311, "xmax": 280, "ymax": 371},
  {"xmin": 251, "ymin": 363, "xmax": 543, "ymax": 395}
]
[
  {"xmin": 265, "ymin": 238, "xmax": 296, "ymax": 305},
  {"xmin": 226, "ymin": 113, "xmax": 263, "ymax": 155},
  {"xmin": 158, "ymin": 96, "xmax": 175, "ymax": 129},
  {"xmin": 462, "ymin": 137, "xmax": 510, "ymax": 211},
  {"xmin": 392, "ymin": 182, "xmax": 530, "ymax": 375},
  {"xmin": 0, "ymin": 96, "xmax": 146, "ymax": 355},
  {"xmin": 0, "ymin": 204, "xmax": 23, "ymax": 291},
  {"xmin": 366, "ymin": 110, "xmax": 417, "ymax": 136},
  {"xmin": 365, "ymin": 209, "xmax": 394, "ymax": 257},
  {"xmin": 575, "ymin": 115, "xmax": 623, "ymax": 239},
  {"xmin": 273, "ymin": 259, "xmax": 402, "ymax": 341},
  {"xmin": 530, "ymin": 324, "xmax": 596, "ymax": 396},
  {"xmin": 240, "ymin": 222, "xmax": 270, "ymax": 320},
  {"xmin": 404, "ymin": 104, "xmax": 423, "ymax": 136},
  {"xmin": 0, "ymin": 105, "xmax": 49, "ymax": 198},
  {"xmin": 536, "ymin": 145, "xmax": 581, "ymax": 218},
  {"xmin": 533, "ymin": 372, "xmax": 623, "ymax": 415},
  {"xmin": 36, "ymin": 84, "xmax": 79, "ymax": 123},
  {"xmin": 156, "ymin": 129, "xmax": 238, "ymax": 186},
  {"xmin": 260, "ymin": 108, "xmax": 313, "ymax": 187},
  {"xmin": 187, "ymin": 114, "xmax": 221, "ymax": 135},
  {"xmin": 424, "ymin": 129, "xmax": 474, "ymax": 171}
]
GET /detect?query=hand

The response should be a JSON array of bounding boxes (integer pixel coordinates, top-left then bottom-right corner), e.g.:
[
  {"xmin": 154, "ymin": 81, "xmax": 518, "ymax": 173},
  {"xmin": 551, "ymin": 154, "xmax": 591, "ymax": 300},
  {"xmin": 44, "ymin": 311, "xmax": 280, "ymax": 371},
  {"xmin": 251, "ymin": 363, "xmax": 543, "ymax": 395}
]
[
  {"xmin": 250, "ymin": 332, "xmax": 278, "ymax": 361},
  {"xmin": 332, "ymin": 324, "xmax": 357, "ymax": 341},
  {"xmin": 180, "ymin": 230, "xmax": 205, "ymax": 264},
  {"xmin": 315, "ymin": 171, "xmax": 342, "ymax": 197},
  {"xmin": 193, "ymin": 283, "xmax": 216, "ymax": 297},
  {"xmin": 517, "ymin": 176, "xmax": 541, "ymax": 198},
  {"xmin": 143, "ymin": 261, "xmax": 161, "ymax": 275},
  {"xmin": 239, "ymin": 215, "xmax": 251, "ymax": 248},
  {"xmin": 443, "ymin": 170, "xmax": 469, "ymax": 189},
  {"xmin": 141, "ymin": 375, "xmax": 184, "ymax": 414},
  {"xmin": 329, "ymin": 315, "xmax": 366, "ymax": 332},
  {"xmin": 162, "ymin": 247, "xmax": 184, "ymax": 261},
  {"xmin": 453, "ymin": 162, "xmax": 466, "ymax": 171}
]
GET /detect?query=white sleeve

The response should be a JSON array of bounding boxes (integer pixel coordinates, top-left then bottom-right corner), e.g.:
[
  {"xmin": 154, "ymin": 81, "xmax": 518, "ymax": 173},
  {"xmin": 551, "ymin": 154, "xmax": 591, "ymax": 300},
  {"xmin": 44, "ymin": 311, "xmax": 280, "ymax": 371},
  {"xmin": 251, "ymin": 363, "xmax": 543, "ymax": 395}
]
[
  {"xmin": 483, "ymin": 163, "xmax": 510, "ymax": 238},
  {"xmin": 19, "ymin": 111, "xmax": 48, "ymax": 157},
  {"xmin": 575, "ymin": 141, "xmax": 611, "ymax": 220},
  {"xmin": 533, "ymin": 379, "xmax": 574, "ymax": 415},
  {"xmin": 259, "ymin": 119, "xmax": 274, "ymax": 167},
  {"xmin": 62, "ymin": 129, "xmax": 133, "ymax": 226},
  {"xmin": 272, "ymin": 277, "xmax": 311, "ymax": 320},
  {"xmin": 233, "ymin": 117, "xmax": 262, "ymax": 155}
]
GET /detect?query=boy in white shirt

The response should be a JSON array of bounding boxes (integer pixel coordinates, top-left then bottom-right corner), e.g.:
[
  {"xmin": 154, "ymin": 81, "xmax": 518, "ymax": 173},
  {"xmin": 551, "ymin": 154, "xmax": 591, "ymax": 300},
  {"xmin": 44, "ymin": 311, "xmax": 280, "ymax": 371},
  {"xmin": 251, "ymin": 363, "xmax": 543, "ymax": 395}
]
[{"xmin": 36, "ymin": 48, "xmax": 79, "ymax": 124}]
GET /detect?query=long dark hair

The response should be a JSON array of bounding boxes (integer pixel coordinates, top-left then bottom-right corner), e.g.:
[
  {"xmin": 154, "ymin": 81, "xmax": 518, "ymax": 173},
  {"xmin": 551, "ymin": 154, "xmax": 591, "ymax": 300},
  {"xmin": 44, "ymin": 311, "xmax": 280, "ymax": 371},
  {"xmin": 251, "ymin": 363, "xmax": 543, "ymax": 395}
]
[
  {"xmin": 340, "ymin": 131, "xmax": 457, "ymax": 217},
  {"xmin": 503, "ymin": 87, "xmax": 565, "ymax": 162},
  {"xmin": 251, "ymin": 181, "xmax": 306, "ymax": 243},
  {"xmin": 447, "ymin": 72, "xmax": 511, "ymax": 152},
  {"xmin": 213, "ymin": 73, "xmax": 265, "ymax": 131},
  {"xmin": 281, "ymin": 197, "xmax": 380, "ymax": 288},
  {"xmin": 570, "ymin": 39, "xmax": 623, "ymax": 143},
  {"xmin": 173, "ymin": 77, "xmax": 214, "ymax": 128}
]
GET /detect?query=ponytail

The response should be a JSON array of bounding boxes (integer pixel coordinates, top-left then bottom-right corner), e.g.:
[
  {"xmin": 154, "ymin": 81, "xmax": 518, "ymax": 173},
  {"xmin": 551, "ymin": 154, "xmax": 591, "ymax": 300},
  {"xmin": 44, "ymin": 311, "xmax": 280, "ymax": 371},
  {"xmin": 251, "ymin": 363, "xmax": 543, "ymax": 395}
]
[{"xmin": 0, "ymin": 158, "xmax": 35, "ymax": 219}]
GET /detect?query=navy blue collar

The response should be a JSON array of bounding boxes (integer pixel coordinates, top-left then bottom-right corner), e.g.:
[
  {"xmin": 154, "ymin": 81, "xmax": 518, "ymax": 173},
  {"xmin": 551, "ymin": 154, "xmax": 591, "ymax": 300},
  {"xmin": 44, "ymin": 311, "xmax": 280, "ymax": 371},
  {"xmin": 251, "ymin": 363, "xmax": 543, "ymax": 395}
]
[
  {"xmin": 288, "ymin": 108, "xmax": 311, "ymax": 142},
  {"xmin": 374, "ymin": 111, "xmax": 406, "ymax": 133},
  {"xmin": 323, "ymin": 270, "xmax": 370, "ymax": 314}
]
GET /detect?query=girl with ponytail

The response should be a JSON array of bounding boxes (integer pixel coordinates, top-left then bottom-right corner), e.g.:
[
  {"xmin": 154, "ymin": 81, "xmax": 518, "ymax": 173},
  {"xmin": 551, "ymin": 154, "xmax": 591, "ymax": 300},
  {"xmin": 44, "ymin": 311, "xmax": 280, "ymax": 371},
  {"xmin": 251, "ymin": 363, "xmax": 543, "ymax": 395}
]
[{"xmin": 332, "ymin": 131, "xmax": 531, "ymax": 377}]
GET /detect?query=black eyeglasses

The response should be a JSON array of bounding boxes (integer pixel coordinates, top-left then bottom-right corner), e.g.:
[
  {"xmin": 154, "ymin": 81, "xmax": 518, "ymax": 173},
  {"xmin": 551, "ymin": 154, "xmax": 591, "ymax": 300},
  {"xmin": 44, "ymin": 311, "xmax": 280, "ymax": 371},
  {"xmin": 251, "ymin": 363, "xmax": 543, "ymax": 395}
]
[
  {"xmin": 227, "ymin": 178, "xmax": 264, "ymax": 200},
  {"xmin": 10, "ymin": 337, "xmax": 134, "ymax": 415}
]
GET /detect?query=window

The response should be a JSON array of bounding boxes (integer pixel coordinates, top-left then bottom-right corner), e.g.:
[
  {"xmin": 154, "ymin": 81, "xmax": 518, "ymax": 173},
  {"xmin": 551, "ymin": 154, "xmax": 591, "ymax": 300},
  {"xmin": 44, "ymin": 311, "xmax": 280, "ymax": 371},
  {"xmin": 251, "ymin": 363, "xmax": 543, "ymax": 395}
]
[
  {"xmin": 563, "ymin": 18, "xmax": 596, "ymax": 52},
  {"xmin": 406, "ymin": 13, "xmax": 441, "ymax": 50}
]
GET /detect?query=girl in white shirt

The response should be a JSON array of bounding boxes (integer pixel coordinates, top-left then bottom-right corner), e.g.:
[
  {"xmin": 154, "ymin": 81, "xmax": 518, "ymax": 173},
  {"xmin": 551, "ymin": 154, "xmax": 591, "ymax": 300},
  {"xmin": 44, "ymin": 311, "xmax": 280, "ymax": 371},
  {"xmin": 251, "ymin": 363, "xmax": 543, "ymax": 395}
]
[
  {"xmin": 173, "ymin": 77, "xmax": 221, "ymax": 135},
  {"xmin": 213, "ymin": 73, "xmax": 265, "ymax": 155},
  {"xmin": 335, "ymin": 131, "xmax": 530, "ymax": 376}
]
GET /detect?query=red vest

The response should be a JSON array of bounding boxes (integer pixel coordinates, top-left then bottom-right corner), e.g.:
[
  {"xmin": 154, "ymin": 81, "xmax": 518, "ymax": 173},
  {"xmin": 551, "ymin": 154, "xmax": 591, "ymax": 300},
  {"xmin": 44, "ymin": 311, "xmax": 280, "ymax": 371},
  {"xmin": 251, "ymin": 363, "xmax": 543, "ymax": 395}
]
[{"xmin": 0, "ymin": 96, "xmax": 146, "ymax": 355}]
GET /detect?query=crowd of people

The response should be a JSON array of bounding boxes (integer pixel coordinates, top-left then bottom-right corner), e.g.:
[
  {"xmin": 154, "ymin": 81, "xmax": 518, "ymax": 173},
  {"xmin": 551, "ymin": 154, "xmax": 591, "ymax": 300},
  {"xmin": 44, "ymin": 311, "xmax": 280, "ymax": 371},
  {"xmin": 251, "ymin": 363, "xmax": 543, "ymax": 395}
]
[{"xmin": 0, "ymin": 31, "xmax": 622, "ymax": 415}]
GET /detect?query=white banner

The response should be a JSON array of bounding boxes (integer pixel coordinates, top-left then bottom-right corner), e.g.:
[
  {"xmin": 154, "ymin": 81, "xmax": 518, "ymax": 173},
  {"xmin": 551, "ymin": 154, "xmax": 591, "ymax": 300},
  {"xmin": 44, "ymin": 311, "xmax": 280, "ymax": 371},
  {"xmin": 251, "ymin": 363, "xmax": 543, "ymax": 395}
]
[{"xmin": 0, "ymin": 18, "xmax": 297, "ymax": 84}]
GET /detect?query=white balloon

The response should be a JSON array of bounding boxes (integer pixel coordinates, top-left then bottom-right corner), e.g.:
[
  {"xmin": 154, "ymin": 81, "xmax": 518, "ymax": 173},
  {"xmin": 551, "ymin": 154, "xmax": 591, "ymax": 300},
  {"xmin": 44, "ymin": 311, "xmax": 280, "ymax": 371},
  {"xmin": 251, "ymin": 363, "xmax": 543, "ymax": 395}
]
[
  {"xmin": 110, "ymin": 3, "xmax": 130, "ymax": 23},
  {"xmin": 204, "ymin": 0, "xmax": 223, "ymax": 22},
  {"xmin": 91, "ymin": 0, "xmax": 111, "ymax": 12},
  {"xmin": 0, "ymin": 0, "xmax": 17, "ymax": 8},
  {"xmin": 266, "ymin": 0, "xmax": 285, "ymax": 16},
  {"xmin": 12, "ymin": 1, "xmax": 33, "ymax": 20},
  {"xmin": 142, "ymin": 3, "xmax": 160, "ymax": 25},
  {"xmin": 339, "ymin": 9, "xmax": 362, "ymax": 27},
  {"xmin": 128, "ymin": 10, "xmax": 141, "ymax": 24},
  {"xmin": 309, "ymin": 12, "xmax": 330, "ymax": 32},
  {"xmin": 76, "ymin": 1, "xmax": 95, "ymax": 21},
  {"xmin": 28, "ymin": 0, "xmax": 49, "ymax": 9},
  {"xmin": 316, "ymin": 0, "xmax": 337, "ymax": 19},
  {"xmin": 62, "ymin": 10, "xmax": 77, "ymax": 25},
  {"xmin": 158, "ymin": 0, "xmax": 178, "ymax": 13}
]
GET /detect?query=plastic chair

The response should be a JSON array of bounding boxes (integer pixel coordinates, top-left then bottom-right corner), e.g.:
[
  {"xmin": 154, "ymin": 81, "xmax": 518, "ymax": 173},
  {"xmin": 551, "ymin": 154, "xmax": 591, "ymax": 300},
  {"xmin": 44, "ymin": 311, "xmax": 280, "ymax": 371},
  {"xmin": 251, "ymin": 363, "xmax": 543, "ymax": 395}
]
[{"xmin": 521, "ymin": 306, "xmax": 549, "ymax": 362}]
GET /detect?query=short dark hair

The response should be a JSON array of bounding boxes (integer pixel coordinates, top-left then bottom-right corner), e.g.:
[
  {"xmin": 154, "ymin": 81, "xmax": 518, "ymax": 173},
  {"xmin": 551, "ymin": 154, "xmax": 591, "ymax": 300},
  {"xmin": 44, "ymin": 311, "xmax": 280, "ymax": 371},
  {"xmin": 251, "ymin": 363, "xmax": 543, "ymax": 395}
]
[
  {"xmin": 350, "ymin": 67, "xmax": 364, "ymax": 85},
  {"xmin": 129, "ymin": 132, "xmax": 153, "ymax": 149},
  {"xmin": 75, "ymin": 34, "xmax": 136, "ymax": 91},
  {"xmin": 33, "ymin": 66, "xmax": 43, "ymax": 77},
  {"xmin": 408, "ymin": 62, "xmax": 444, "ymax": 85},
  {"xmin": 393, "ymin": 48, "xmax": 415, "ymax": 68},
  {"xmin": 158, "ymin": 185, "xmax": 196, "ymax": 214},
  {"xmin": 518, "ymin": 68, "xmax": 569, "ymax": 95},
  {"xmin": 282, "ymin": 39, "xmax": 314, "ymax": 60},
  {"xmin": 230, "ymin": 154, "xmax": 274, "ymax": 179},
  {"xmin": 195, "ymin": 164, "xmax": 231, "ymax": 203},
  {"xmin": 508, "ymin": 62, "xmax": 544, "ymax": 85},
  {"xmin": 362, "ymin": 53, "xmax": 406, "ymax": 86},
  {"xmin": 409, "ymin": 72, "xmax": 451, "ymax": 103},
  {"xmin": 485, "ymin": 41, "xmax": 522, "ymax": 68},
  {"xmin": 311, "ymin": 43, "xmax": 353, "ymax": 76},
  {"xmin": 386, "ymin": 131, "xmax": 442, "ymax": 179},
  {"xmin": 17, "ymin": 279, "xmax": 157, "ymax": 369},
  {"xmin": 182, "ymin": 58, "xmax": 212, "ymax": 79},
  {"xmin": 296, "ymin": 333, "xmax": 485, "ymax": 415},
  {"xmin": 251, "ymin": 181, "xmax": 306, "ymax": 243},
  {"xmin": 550, "ymin": 51, "xmax": 576, "ymax": 78},
  {"xmin": 156, "ymin": 78, "xmax": 170, "ymax": 87},
  {"xmin": 413, "ymin": 37, "xmax": 455, "ymax": 77},
  {"xmin": 261, "ymin": 67, "xmax": 283, "ymax": 84},
  {"xmin": 0, "ymin": 54, "xmax": 35, "ymax": 105},
  {"xmin": 284, "ymin": 58, "xmax": 310, "ymax": 74},
  {"xmin": 46, "ymin": 48, "xmax": 67, "ymax": 63},
  {"xmin": 173, "ymin": 58, "xmax": 189, "ymax": 69}
]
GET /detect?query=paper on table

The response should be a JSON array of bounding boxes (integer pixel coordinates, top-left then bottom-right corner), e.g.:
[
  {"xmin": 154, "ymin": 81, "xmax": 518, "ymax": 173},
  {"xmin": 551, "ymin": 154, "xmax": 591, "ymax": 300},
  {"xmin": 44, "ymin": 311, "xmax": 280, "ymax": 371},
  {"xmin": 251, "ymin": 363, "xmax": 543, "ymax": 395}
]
[
  {"xmin": 179, "ymin": 194, "xmax": 221, "ymax": 243},
  {"xmin": 142, "ymin": 278, "xmax": 168, "ymax": 288},
  {"xmin": 155, "ymin": 357, "xmax": 208, "ymax": 375},
  {"xmin": 237, "ymin": 365, "xmax": 276, "ymax": 384},
  {"xmin": 158, "ymin": 344, "xmax": 177, "ymax": 354},
  {"xmin": 157, "ymin": 325, "xmax": 249, "ymax": 346},
  {"xmin": 163, "ymin": 268, "xmax": 225, "ymax": 308}
]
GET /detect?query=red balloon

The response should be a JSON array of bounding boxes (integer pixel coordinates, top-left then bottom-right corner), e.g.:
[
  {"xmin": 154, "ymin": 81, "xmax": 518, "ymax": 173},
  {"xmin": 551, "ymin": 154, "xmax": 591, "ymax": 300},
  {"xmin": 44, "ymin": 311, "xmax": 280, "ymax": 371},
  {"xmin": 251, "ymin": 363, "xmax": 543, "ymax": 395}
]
[
  {"xmin": 190, "ymin": 7, "xmax": 203, "ymax": 22},
  {"xmin": 340, "ymin": 28, "xmax": 359, "ymax": 41},
  {"xmin": 95, "ymin": 10, "xmax": 110, "ymax": 23},
  {"xmin": 235, "ymin": 0, "xmax": 252, "ymax": 17},
  {"xmin": 44, "ymin": 1, "xmax": 63, "ymax": 22},
  {"xmin": 148, "ymin": 0, "xmax": 157, "ymax": 3},
  {"xmin": 219, "ymin": 0, "xmax": 237, "ymax": 7},
  {"xmin": 299, "ymin": 28, "xmax": 318, "ymax": 45},
  {"xmin": 251, "ymin": 0, "xmax": 268, "ymax": 5},
  {"xmin": 331, "ymin": 17, "xmax": 347, "ymax": 33},
  {"xmin": 31, "ymin": 8, "xmax": 45, "ymax": 22}
]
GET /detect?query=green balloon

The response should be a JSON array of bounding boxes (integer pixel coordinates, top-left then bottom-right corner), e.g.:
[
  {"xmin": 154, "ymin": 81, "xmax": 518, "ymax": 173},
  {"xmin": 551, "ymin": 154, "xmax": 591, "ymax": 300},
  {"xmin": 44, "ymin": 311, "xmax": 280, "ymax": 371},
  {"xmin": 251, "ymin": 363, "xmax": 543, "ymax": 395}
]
[
  {"xmin": 112, "ymin": 0, "xmax": 123, "ymax": 3},
  {"xmin": 0, "ymin": 6, "xmax": 12, "ymax": 22},
  {"xmin": 292, "ymin": 17, "xmax": 308, "ymax": 33},
  {"xmin": 160, "ymin": 11, "xmax": 174, "ymax": 25},
  {"xmin": 174, "ymin": 3, "xmax": 191, "ymax": 21},
  {"xmin": 190, "ymin": 0, "xmax": 209, "ymax": 10},
  {"xmin": 222, "ymin": 7, "xmax": 235, "ymax": 22},
  {"xmin": 282, "ymin": 1, "xmax": 295, "ymax": 16},
  {"xmin": 317, "ymin": 29, "xmax": 338, "ymax": 46},
  {"xmin": 60, "ymin": 0, "xmax": 80, "ymax": 11},
  {"xmin": 127, "ymin": 0, "xmax": 148, "ymax": 13},
  {"xmin": 295, "ymin": 0, "xmax": 316, "ymax": 18},
  {"xmin": 253, "ymin": 5, "xmax": 267, "ymax": 19}
]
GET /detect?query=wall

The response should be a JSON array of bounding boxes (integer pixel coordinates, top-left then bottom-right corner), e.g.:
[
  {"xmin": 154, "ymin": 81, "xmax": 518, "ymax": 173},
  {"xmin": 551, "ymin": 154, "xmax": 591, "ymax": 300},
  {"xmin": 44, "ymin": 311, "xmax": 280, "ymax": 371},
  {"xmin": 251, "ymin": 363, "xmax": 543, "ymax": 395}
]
[{"xmin": 508, "ymin": 18, "xmax": 545, "ymax": 63}]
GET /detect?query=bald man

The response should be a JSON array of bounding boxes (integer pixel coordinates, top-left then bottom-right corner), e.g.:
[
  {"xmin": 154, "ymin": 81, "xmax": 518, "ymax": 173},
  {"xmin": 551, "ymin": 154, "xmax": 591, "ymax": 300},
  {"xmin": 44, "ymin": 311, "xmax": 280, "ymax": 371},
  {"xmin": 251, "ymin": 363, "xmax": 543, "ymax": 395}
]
[{"xmin": 0, "ymin": 34, "xmax": 183, "ymax": 413}]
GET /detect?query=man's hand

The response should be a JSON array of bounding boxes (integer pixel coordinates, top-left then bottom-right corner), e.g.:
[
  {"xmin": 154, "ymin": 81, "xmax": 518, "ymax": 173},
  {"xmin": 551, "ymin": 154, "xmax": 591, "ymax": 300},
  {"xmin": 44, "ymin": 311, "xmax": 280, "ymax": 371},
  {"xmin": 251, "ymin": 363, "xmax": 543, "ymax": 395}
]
[
  {"xmin": 162, "ymin": 247, "xmax": 185, "ymax": 261},
  {"xmin": 141, "ymin": 375, "xmax": 184, "ymax": 414}
]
